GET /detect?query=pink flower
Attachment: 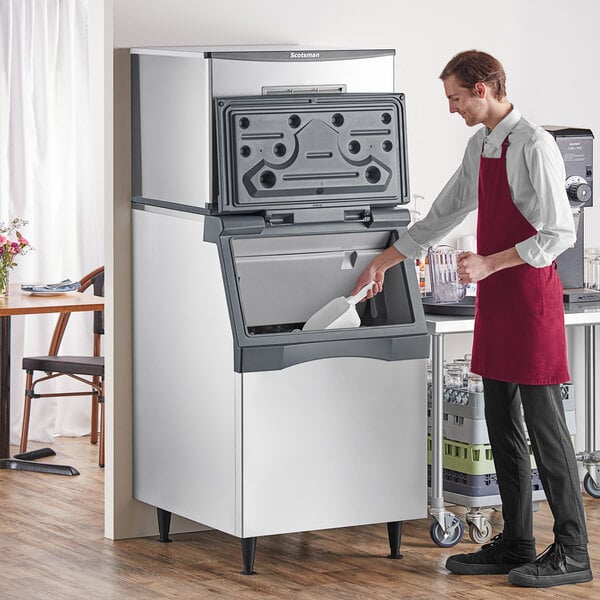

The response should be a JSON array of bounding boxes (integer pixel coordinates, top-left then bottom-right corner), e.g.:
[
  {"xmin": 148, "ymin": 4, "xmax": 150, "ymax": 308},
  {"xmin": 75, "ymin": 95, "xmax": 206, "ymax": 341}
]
[{"xmin": 0, "ymin": 218, "xmax": 33, "ymax": 265}]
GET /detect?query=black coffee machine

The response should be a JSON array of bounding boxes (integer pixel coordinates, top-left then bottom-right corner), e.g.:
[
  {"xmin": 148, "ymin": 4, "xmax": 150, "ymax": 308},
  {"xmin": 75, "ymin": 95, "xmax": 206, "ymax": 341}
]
[{"xmin": 544, "ymin": 127, "xmax": 598, "ymax": 301}]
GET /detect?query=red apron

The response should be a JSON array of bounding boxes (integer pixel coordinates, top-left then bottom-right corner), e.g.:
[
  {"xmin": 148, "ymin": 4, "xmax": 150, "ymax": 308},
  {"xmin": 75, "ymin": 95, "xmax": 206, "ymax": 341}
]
[{"xmin": 470, "ymin": 137, "xmax": 570, "ymax": 385}]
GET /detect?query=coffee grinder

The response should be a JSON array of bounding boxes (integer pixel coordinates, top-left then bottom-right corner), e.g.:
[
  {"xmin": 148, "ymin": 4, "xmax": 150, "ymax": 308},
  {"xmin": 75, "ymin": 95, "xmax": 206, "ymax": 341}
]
[{"xmin": 544, "ymin": 127, "xmax": 599, "ymax": 302}]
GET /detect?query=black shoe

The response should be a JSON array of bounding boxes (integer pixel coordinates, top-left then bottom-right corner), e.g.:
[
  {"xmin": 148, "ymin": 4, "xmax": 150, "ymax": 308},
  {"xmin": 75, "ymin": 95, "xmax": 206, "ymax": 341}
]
[
  {"xmin": 508, "ymin": 542, "xmax": 593, "ymax": 588},
  {"xmin": 446, "ymin": 533, "xmax": 536, "ymax": 575}
]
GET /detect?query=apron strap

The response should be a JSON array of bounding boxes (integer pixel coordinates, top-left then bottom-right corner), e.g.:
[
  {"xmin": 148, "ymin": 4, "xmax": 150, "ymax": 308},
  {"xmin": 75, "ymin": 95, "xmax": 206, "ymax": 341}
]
[{"xmin": 481, "ymin": 135, "xmax": 511, "ymax": 157}]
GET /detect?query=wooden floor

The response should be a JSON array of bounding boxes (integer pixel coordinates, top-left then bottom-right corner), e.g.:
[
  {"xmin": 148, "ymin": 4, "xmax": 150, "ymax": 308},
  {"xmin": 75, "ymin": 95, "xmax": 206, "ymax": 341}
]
[{"xmin": 1, "ymin": 437, "xmax": 598, "ymax": 599}]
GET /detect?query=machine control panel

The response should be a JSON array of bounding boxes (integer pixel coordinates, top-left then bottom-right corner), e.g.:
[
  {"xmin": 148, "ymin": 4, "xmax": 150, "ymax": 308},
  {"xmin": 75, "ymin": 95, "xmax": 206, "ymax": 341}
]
[
  {"xmin": 544, "ymin": 126, "xmax": 594, "ymax": 208},
  {"xmin": 566, "ymin": 175, "xmax": 592, "ymax": 205}
]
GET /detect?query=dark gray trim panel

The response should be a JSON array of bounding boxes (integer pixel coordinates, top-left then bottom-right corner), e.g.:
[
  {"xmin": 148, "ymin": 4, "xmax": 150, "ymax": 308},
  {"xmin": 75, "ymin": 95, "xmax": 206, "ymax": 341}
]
[
  {"xmin": 208, "ymin": 49, "xmax": 395, "ymax": 62},
  {"xmin": 132, "ymin": 198, "xmax": 209, "ymax": 215},
  {"xmin": 130, "ymin": 54, "xmax": 142, "ymax": 198},
  {"xmin": 235, "ymin": 335, "xmax": 430, "ymax": 373}
]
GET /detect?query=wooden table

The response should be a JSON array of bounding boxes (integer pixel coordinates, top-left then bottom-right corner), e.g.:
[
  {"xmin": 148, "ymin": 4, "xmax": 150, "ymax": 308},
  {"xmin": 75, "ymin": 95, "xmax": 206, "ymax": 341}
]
[{"xmin": 0, "ymin": 283, "xmax": 104, "ymax": 475}]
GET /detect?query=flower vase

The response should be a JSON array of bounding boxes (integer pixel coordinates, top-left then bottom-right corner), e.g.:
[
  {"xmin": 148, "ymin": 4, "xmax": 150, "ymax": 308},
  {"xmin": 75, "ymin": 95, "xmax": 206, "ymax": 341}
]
[{"xmin": 0, "ymin": 265, "xmax": 9, "ymax": 298}]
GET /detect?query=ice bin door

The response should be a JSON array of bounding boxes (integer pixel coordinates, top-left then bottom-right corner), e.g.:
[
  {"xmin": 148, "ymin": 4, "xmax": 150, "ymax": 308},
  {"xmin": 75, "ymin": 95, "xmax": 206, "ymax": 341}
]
[
  {"xmin": 210, "ymin": 221, "xmax": 429, "ymax": 371},
  {"xmin": 231, "ymin": 231, "xmax": 414, "ymax": 330}
]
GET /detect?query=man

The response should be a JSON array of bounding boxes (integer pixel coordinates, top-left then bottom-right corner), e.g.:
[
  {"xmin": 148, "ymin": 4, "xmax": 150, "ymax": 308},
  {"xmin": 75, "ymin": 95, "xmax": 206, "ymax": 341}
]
[{"xmin": 353, "ymin": 50, "xmax": 592, "ymax": 588}]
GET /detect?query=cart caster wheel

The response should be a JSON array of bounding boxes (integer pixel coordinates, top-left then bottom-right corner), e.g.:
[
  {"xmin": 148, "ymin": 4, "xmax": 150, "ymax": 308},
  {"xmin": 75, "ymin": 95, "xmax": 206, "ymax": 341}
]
[
  {"xmin": 583, "ymin": 472, "xmax": 600, "ymax": 498},
  {"xmin": 468, "ymin": 521, "xmax": 492, "ymax": 544},
  {"xmin": 430, "ymin": 516, "xmax": 464, "ymax": 548}
]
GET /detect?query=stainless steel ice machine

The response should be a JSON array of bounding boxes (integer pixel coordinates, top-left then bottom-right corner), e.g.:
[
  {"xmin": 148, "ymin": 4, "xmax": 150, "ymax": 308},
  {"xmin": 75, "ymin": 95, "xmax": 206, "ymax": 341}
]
[{"xmin": 131, "ymin": 47, "xmax": 429, "ymax": 574}]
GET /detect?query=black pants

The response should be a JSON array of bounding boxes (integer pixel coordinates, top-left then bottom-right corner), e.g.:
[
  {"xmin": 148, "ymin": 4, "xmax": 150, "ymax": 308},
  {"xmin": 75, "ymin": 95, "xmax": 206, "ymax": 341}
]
[{"xmin": 483, "ymin": 378, "xmax": 588, "ymax": 546}]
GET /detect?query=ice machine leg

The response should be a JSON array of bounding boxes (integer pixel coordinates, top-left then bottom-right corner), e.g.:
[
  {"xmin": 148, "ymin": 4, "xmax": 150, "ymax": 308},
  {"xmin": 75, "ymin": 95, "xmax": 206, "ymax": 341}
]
[
  {"xmin": 157, "ymin": 508, "xmax": 173, "ymax": 543},
  {"xmin": 241, "ymin": 537, "xmax": 257, "ymax": 575},
  {"xmin": 386, "ymin": 521, "xmax": 403, "ymax": 559}
]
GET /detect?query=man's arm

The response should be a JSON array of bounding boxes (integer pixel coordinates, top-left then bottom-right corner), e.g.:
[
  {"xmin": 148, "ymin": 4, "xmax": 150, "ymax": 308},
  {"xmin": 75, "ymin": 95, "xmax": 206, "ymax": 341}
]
[
  {"xmin": 351, "ymin": 245, "xmax": 406, "ymax": 299},
  {"xmin": 515, "ymin": 136, "xmax": 576, "ymax": 266}
]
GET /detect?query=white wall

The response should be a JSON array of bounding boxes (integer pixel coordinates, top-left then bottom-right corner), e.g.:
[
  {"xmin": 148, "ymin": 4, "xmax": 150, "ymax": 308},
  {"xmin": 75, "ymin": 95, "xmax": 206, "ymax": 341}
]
[{"xmin": 109, "ymin": 0, "xmax": 600, "ymax": 538}]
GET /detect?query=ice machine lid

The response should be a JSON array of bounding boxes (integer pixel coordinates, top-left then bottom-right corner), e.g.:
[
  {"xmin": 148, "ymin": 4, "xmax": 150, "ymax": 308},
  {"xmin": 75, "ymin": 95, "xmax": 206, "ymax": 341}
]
[{"xmin": 214, "ymin": 93, "xmax": 409, "ymax": 214}]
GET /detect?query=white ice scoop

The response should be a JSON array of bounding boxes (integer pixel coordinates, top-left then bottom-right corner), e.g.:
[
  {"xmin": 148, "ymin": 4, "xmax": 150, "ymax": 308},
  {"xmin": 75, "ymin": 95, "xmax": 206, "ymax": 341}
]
[{"xmin": 302, "ymin": 281, "xmax": 375, "ymax": 331}]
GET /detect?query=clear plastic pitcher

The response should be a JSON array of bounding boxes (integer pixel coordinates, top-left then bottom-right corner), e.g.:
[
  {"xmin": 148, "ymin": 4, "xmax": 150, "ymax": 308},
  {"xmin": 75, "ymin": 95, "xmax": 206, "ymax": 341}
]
[{"xmin": 427, "ymin": 246, "xmax": 466, "ymax": 303}]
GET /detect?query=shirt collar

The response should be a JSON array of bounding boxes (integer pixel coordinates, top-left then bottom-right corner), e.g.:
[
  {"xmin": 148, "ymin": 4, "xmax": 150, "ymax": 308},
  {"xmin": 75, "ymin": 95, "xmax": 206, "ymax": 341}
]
[{"xmin": 484, "ymin": 106, "xmax": 521, "ymax": 148}]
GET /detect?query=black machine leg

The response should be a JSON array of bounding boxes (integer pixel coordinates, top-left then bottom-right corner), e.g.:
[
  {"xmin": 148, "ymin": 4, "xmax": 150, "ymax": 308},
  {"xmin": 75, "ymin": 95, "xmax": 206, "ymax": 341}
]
[
  {"xmin": 241, "ymin": 537, "xmax": 257, "ymax": 575},
  {"xmin": 157, "ymin": 508, "xmax": 172, "ymax": 543},
  {"xmin": 387, "ymin": 521, "xmax": 404, "ymax": 559}
]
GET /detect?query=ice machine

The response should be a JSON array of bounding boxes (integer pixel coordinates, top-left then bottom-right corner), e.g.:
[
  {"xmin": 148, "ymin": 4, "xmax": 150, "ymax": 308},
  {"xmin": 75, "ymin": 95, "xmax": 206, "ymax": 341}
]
[{"xmin": 130, "ymin": 47, "xmax": 429, "ymax": 573}]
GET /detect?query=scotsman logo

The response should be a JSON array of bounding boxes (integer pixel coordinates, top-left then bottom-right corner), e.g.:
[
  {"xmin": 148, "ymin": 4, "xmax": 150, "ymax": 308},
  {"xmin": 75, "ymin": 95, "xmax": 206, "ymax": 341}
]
[{"xmin": 290, "ymin": 51, "xmax": 320, "ymax": 59}]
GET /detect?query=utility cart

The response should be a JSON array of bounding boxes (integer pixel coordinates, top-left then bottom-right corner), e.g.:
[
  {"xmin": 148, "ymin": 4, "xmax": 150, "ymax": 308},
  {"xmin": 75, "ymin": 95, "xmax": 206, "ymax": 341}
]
[{"xmin": 425, "ymin": 310, "xmax": 600, "ymax": 547}]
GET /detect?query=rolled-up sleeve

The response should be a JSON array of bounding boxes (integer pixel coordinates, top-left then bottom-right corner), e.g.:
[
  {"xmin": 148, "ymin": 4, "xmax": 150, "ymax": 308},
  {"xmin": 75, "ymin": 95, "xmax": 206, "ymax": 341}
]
[{"xmin": 515, "ymin": 136, "xmax": 576, "ymax": 267}]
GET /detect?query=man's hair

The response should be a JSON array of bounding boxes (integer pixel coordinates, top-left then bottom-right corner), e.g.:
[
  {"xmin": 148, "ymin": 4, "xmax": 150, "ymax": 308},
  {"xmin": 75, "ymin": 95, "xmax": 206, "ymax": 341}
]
[{"xmin": 439, "ymin": 50, "xmax": 507, "ymax": 100}]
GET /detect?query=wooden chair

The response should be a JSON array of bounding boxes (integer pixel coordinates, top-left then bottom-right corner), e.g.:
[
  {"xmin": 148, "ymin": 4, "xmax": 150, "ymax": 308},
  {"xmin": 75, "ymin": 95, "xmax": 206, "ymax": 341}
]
[{"xmin": 19, "ymin": 266, "xmax": 105, "ymax": 466}]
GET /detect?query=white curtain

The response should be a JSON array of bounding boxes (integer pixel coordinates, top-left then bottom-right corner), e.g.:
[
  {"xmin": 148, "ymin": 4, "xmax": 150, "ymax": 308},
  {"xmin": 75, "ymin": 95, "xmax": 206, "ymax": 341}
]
[{"xmin": 0, "ymin": 0, "xmax": 103, "ymax": 445}]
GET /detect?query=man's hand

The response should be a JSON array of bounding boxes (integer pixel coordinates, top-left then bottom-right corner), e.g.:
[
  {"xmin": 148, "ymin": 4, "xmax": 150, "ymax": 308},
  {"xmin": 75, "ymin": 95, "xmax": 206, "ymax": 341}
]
[
  {"xmin": 457, "ymin": 251, "xmax": 493, "ymax": 283},
  {"xmin": 351, "ymin": 246, "xmax": 406, "ymax": 300},
  {"xmin": 458, "ymin": 247, "xmax": 525, "ymax": 283}
]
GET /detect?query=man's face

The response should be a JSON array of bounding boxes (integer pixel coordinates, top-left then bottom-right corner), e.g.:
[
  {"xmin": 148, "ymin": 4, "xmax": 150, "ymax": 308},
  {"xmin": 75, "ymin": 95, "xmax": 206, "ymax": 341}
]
[{"xmin": 443, "ymin": 75, "xmax": 487, "ymax": 127}]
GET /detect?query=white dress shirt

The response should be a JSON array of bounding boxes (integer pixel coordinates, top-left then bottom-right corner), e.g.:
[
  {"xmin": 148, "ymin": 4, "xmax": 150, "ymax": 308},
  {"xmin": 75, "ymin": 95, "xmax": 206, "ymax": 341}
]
[{"xmin": 394, "ymin": 107, "xmax": 576, "ymax": 267}]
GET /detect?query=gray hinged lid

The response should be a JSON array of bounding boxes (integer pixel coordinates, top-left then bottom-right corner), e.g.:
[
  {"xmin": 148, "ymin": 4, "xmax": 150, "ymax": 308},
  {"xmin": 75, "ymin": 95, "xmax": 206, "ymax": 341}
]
[{"xmin": 214, "ymin": 93, "xmax": 409, "ymax": 214}]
